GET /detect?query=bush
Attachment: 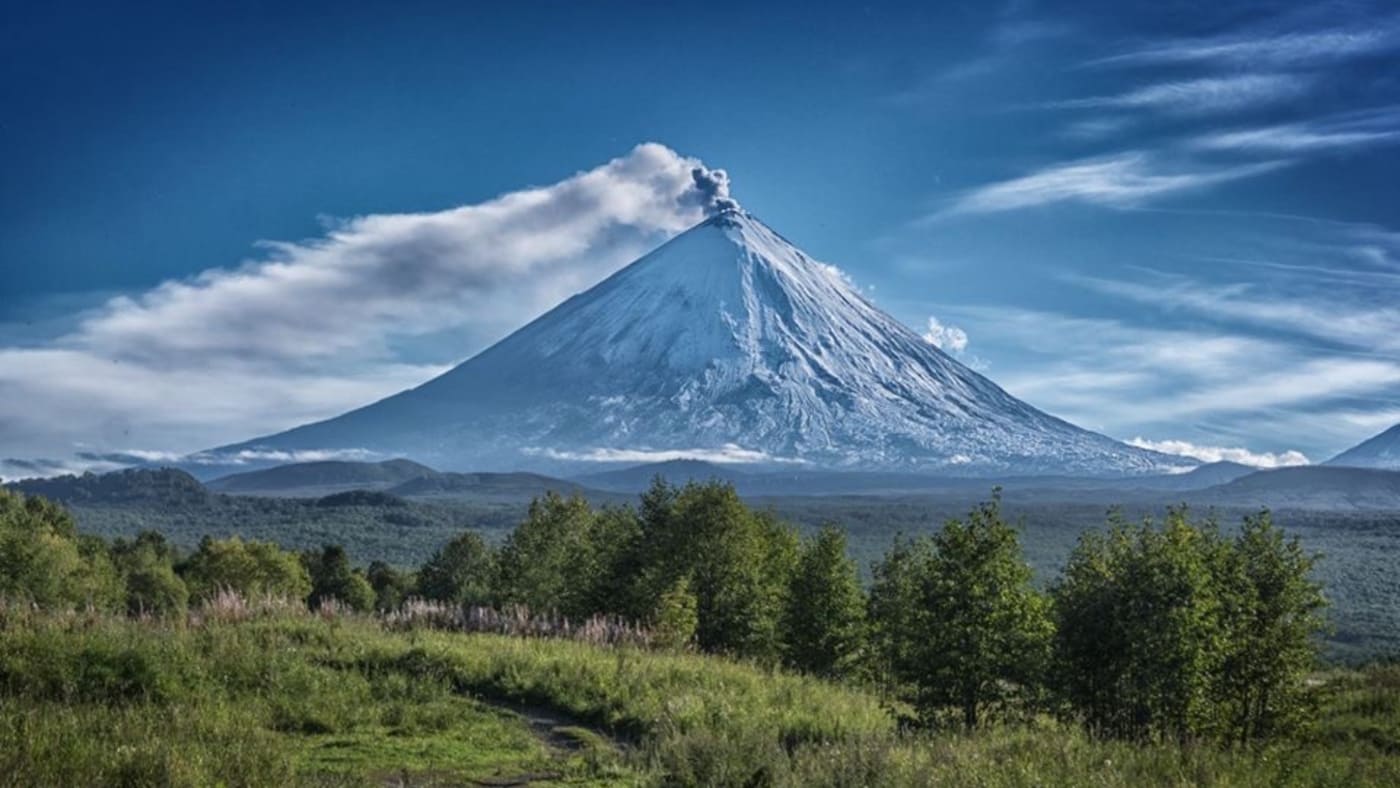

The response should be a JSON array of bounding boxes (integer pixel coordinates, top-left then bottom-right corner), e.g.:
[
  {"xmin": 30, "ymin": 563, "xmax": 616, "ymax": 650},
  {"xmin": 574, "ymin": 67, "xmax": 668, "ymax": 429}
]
[{"xmin": 179, "ymin": 536, "xmax": 311, "ymax": 603}]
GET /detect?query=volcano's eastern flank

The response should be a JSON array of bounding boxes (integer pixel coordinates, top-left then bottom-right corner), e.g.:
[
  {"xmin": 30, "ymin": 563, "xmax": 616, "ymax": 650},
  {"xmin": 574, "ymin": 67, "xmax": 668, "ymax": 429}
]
[{"xmin": 212, "ymin": 210, "xmax": 1186, "ymax": 476}]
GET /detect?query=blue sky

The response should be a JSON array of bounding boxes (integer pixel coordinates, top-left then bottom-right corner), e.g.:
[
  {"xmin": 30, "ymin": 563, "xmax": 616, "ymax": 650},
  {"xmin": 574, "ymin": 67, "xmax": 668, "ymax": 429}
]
[{"xmin": 3, "ymin": 0, "xmax": 1399, "ymax": 476}]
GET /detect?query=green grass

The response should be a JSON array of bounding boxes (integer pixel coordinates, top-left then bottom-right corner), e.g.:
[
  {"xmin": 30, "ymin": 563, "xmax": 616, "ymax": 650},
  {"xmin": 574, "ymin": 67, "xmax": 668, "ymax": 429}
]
[{"xmin": 2, "ymin": 607, "xmax": 1399, "ymax": 786}]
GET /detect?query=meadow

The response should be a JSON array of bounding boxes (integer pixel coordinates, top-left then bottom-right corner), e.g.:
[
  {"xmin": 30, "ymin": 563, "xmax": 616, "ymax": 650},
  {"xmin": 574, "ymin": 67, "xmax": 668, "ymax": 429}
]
[{"xmin": 4, "ymin": 602, "xmax": 1400, "ymax": 787}]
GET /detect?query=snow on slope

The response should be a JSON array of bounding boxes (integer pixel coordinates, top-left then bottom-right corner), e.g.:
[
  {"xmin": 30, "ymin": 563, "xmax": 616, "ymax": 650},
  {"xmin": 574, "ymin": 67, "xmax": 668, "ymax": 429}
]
[
  {"xmin": 1327, "ymin": 424, "xmax": 1400, "ymax": 470},
  {"xmin": 211, "ymin": 210, "xmax": 1189, "ymax": 476}
]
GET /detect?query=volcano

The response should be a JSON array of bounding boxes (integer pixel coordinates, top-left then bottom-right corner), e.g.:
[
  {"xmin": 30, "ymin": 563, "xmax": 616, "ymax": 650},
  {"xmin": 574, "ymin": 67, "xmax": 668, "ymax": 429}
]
[
  {"xmin": 1327, "ymin": 423, "xmax": 1400, "ymax": 470},
  {"xmin": 212, "ymin": 210, "xmax": 1186, "ymax": 476}
]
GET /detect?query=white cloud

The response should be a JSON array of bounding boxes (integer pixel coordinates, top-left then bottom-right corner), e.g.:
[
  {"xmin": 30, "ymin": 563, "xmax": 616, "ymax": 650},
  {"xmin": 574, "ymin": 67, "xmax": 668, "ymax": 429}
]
[
  {"xmin": 77, "ymin": 143, "xmax": 727, "ymax": 366},
  {"xmin": 1070, "ymin": 272, "xmax": 1400, "ymax": 353},
  {"xmin": 1052, "ymin": 74, "xmax": 1310, "ymax": 115},
  {"xmin": 1089, "ymin": 27, "xmax": 1398, "ymax": 68},
  {"xmin": 933, "ymin": 304, "xmax": 1400, "ymax": 456},
  {"xmin": 1, "ymin": 143, "xmax": 733, "ymax": 471},
  {"xmin": 1126, "ymin": 437, "xmax": 1310, "ymax": 468},
  {"xmin": 944, "ymin": 152, "xmax": 1288, "ymax": 215},
  {"xmin": 922, "ymin": 315, "xmax": 969, "ymax": 354},
  {"xmin": 526, "ymin": 444, "xmax": 806, "ymax": 465},
  {"xmin": 1191, "ymin": 108, "xmax": 1400, "ymax": 153}
]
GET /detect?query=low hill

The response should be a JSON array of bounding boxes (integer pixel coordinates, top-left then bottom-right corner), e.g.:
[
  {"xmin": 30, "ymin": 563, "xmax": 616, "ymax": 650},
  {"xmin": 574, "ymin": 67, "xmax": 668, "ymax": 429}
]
[
  {"xmin": 6, "ymin": 467, "xmax": 212, "ymax": 507},
  {"xmin": 1195, "ymin": 466, "xmax": 1400, "ymax": 510},
  {"xmin": 1119, "ymin": 461, "xmax": 1256, "ymax": 492},
  {"xmin": 575, "ymin": 459, "xmax": 751, "ymax": 492},
  {"xmin": 207, "ymin": 459, "xmax": 439, "ymax": 496},
  {"xmin": 389, "ymin": 471, "xmax": 589, "ymax": 499}
]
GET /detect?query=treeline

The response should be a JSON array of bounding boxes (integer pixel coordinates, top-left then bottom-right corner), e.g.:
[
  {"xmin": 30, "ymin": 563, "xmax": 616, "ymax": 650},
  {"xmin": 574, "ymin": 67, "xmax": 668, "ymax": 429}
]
[{"xmin": 0, "ymin": 480, "xmax": 1325, "ymax": 744}]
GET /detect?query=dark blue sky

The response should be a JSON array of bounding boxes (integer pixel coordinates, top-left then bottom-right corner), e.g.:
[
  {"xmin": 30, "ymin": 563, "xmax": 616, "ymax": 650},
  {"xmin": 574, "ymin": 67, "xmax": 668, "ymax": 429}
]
[{"xmin": 3, "ymin": 0, "xmax": 1399, "ymax": 474}]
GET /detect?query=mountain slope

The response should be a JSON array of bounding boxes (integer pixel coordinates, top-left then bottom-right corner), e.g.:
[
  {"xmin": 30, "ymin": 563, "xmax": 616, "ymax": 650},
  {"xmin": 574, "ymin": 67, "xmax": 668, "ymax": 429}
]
[
  {"xmin": 212, "ymin": 210, "xmax": 1186, "ymax": 476},
  {"xmin": 207, "ymin": 459, "xmax": 439, "ymax": 495},
  {"xmin": 1327, "ymin": 424, "xmax": 1400, "ymax": 470},
  {"xmin": 1194, "ymin": 466, "xmax": 1400, "ymax": 510}
]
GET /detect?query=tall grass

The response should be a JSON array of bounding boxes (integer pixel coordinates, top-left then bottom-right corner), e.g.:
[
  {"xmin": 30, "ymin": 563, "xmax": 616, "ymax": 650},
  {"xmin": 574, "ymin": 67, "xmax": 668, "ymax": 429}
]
[{"xmin": 2, "ymin": 600, "xmax": 1399, "ymax": 786}]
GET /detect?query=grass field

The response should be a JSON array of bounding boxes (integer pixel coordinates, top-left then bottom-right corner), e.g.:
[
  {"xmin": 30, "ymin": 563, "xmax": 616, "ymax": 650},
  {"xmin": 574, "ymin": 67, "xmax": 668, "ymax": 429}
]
[{"xmin": 3, "ymin": 602, "xmax": 1400, "ymax": 786}]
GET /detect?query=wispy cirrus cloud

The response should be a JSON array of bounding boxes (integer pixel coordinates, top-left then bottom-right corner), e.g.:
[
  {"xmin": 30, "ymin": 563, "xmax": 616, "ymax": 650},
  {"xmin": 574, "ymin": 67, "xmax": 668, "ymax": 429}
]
[
  {"xmin": 931, "ymin": 303, "xmax": 1400, "ymax": 458},
  {"xmin": 942, "ymin": 152, "xmax": 1288, "ymax": 215},
  {"xmin": 1050, "ymin": 74, "xmax": 1311, "ymax": 115},
  {"xmin": 1069, "ymin": 271, "xmax": 1400, "ymax": 353},
  {"xmin": 1191, "ymin": 107, "xmax": 1400, "ymax": 153},
  {"xmin": 1087, "ymin": 26, "xmax": 1399, "ymax": 68}
]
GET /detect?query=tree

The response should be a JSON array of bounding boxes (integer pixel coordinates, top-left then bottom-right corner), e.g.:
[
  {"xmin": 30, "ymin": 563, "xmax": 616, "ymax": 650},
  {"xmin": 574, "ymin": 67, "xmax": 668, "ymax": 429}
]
[
  {"xmin": 180, "ymin": 536, "xmax": 312, "ymax": 603},
  {"xmin": 111, "ymin": 531, "xmax": 188, "ymax": 615},
  {"xmin": 1214, "ymin": 510, "xmax": 1327, "ymax": 742},
  {"xmin": 781, "ymin": 526, "xmax": 867, "ymax": 678},
  {"xmin": 416, "ymin": 531, "xmax": 494, "ymax": 606},
  {"xmin": 366, "ymin": 560, "xmax": 412, "ymax": 611},
  {"xmin": 302, "ymin": 544, "xmax": 375, "ymax": 612},
  {"xmin": 1053, "ymin": 508, "xmax": 1232, "ymax": 741},
  {"xmin": 868, "ymin": 534, "xmax": 935, "ymax": 695},
  {"xmin": 910, "ymin": 495, "xmax": 1051, "ymax": 729},
  {"xmin": 631, "ymin": 480, "xmax": 798, "ymax": 659},
  {"xmin": 495, "ymin": 493, "xmax": 599, "ymax": 616},
  {"xmin": 0, "ymin": 489, "xmax": 122, "ymax": 610}
]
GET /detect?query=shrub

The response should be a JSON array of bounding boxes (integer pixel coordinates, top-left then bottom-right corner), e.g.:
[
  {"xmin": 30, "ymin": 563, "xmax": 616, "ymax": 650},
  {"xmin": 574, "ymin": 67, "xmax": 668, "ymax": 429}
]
[{"xmin": 180, "ymin": 536, "xmax": 311, "ymax": 603}]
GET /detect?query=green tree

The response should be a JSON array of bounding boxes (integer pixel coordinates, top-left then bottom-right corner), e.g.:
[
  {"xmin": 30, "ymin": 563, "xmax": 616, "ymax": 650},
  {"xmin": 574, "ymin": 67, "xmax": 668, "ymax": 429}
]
[
  {"xmin": 302, "ymin": 544, "xmax": 375, "ymax": 612},
  {"xmin": 631, "ymin": 480, "xmax": 798, "ymax": 659},
  {"xmin": 1214, "ymin": 510, "xmax": 1327, "ymax": 743},
  {"xmin": 580, "ymin": 505, "xmax": 643, "ymax": 616},
  {"xmin": 416, "ymin": 531, "xmax": 494, "ymax": 606},
  {"xmin": 1053, "ymin": 508, "xmax": 1229, "ymax": 740},
  {"xmin": 868, "ymin": 534, "xmax": 935, "ymax": 696},
  {"xmin": 781, "ymin": 526, "xmax": 867, "ymax": 678},
  {"xmin": 0, "ymin": 489, "xmax": 122, "ymax": 610},
  {"xmin": 111, "ymin": 531, "xmax": 188, "ymax": 615},
  {"xmin": 906, "ymin": 495, "xmax": 1052, "ymax": 729},
  {"xmin": 366, "ymin": 560, "xmax": 412, "ymax": 611},
  {"xmin": 495, "ymin": 493, "xmax": 599, "ymax": 616},
  {"xmin": 180, "ymin": 536, "xmax": 312, "ymax": 603}
]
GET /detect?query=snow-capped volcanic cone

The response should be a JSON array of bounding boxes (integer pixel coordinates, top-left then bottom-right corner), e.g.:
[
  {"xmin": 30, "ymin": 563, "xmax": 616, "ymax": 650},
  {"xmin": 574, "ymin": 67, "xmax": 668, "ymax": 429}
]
[{"xmin": 211, "ymin": 209, "xmax": 1186, "ymax": 476}]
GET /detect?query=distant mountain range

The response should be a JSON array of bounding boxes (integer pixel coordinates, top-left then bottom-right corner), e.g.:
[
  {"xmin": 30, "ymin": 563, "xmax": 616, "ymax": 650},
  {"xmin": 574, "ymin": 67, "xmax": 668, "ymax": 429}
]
[
  {"xmin": 208, "ymin": 460, "xmax": 588, "ymax": 500},
  {"xmin": 204, "ymin": 209, "xmax": 1187, "ymax": 478},
  {"xmin": 9, "ymin": 457, "xmax": 1400, "ymax": 520}
]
